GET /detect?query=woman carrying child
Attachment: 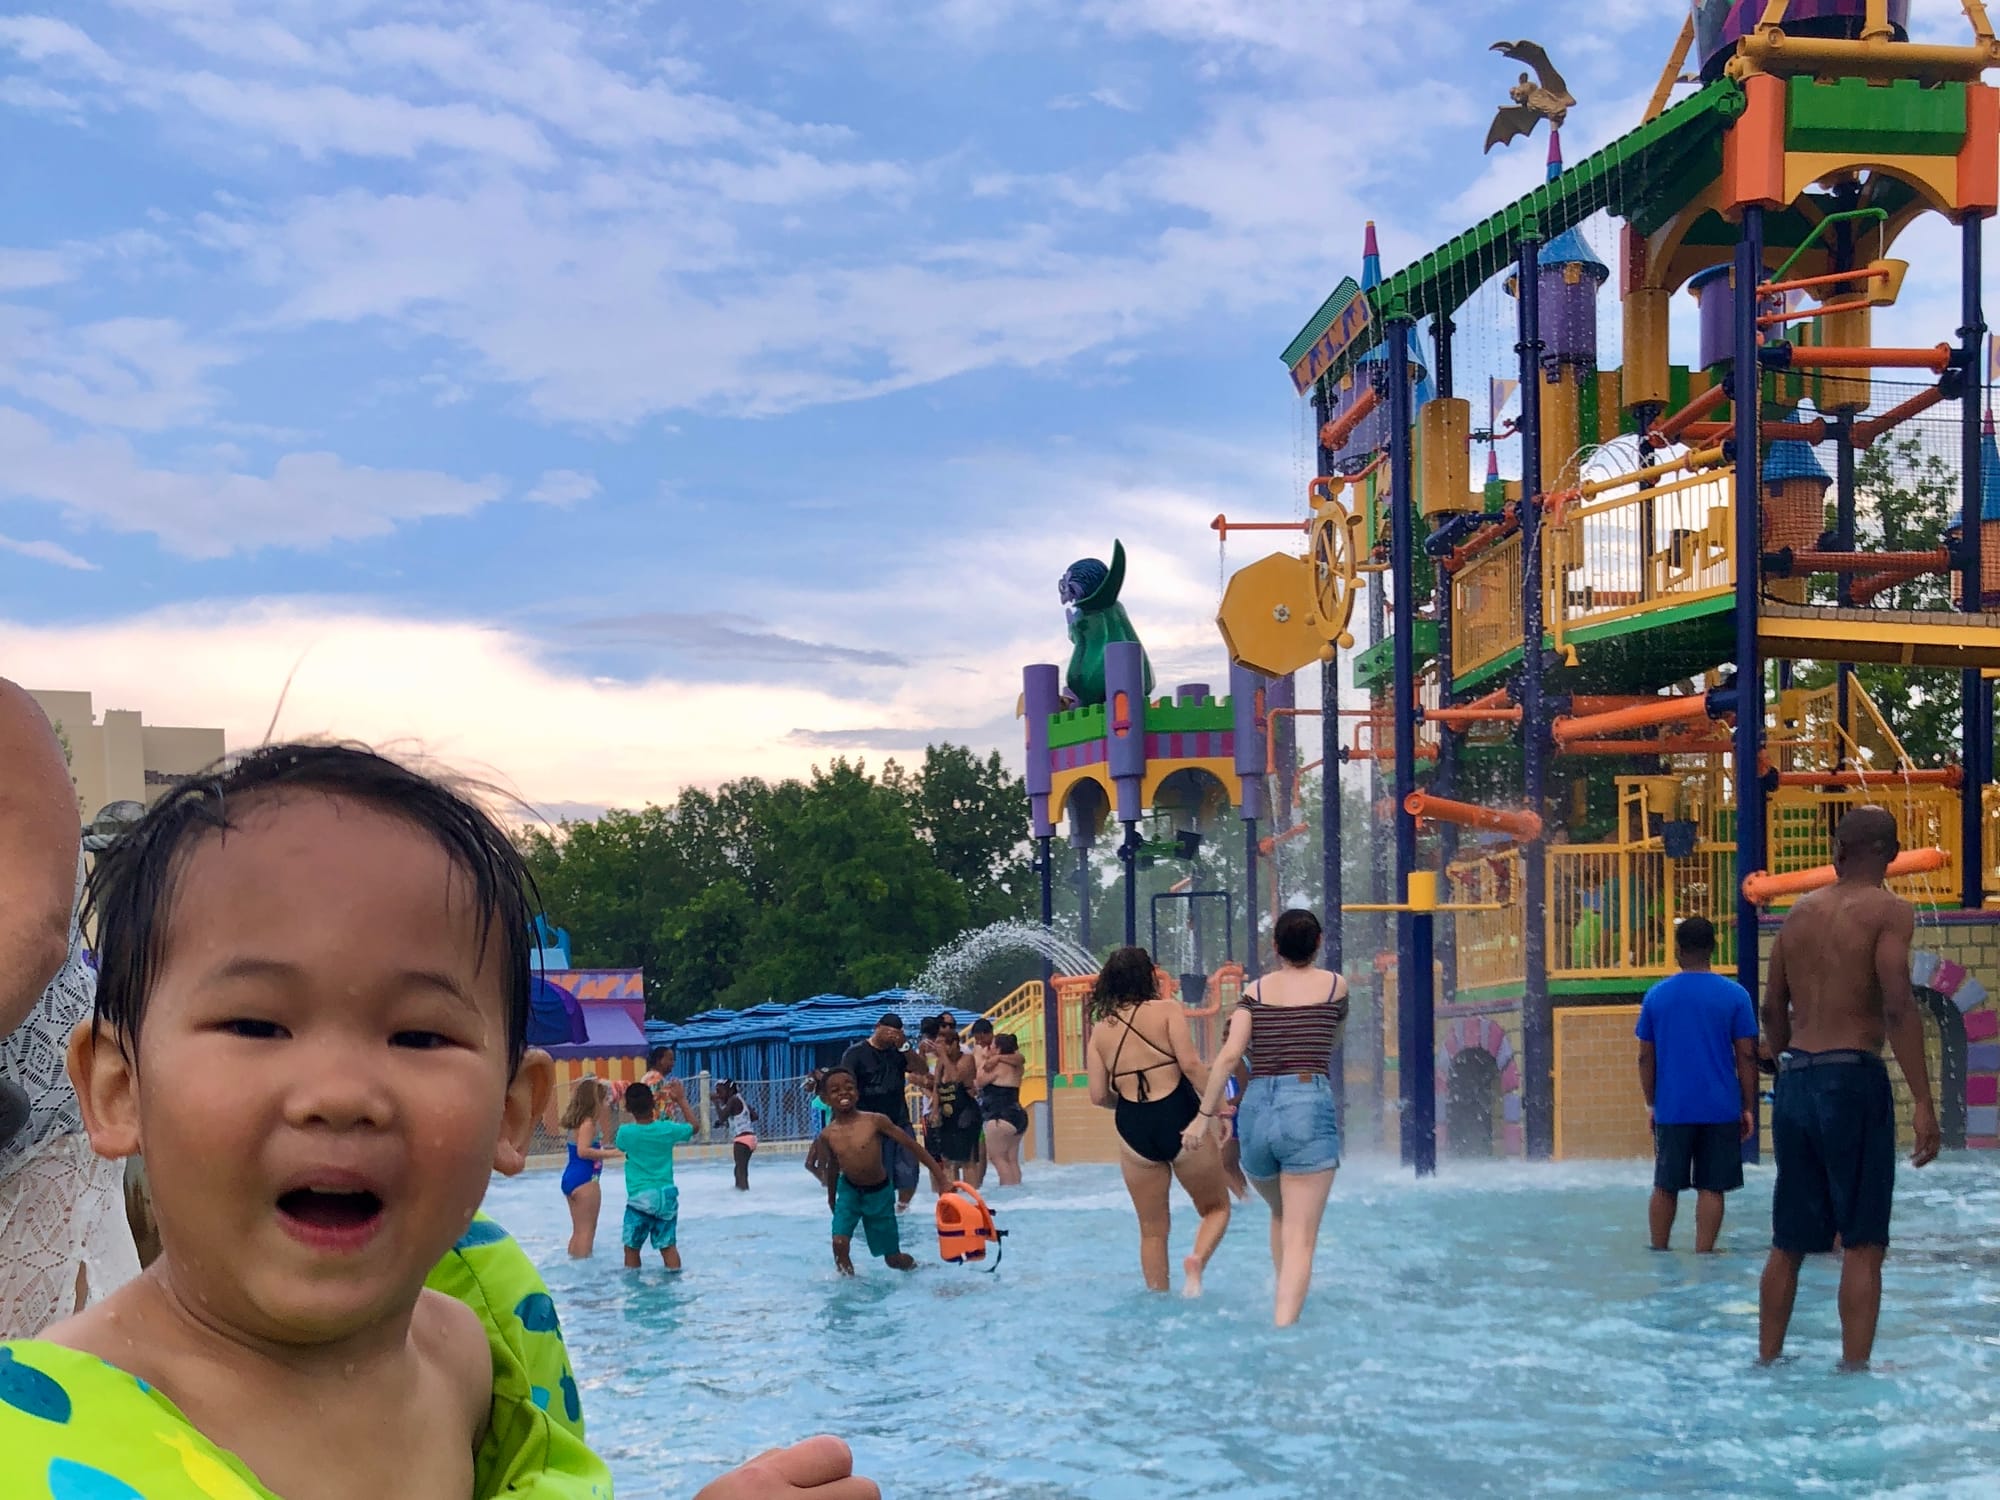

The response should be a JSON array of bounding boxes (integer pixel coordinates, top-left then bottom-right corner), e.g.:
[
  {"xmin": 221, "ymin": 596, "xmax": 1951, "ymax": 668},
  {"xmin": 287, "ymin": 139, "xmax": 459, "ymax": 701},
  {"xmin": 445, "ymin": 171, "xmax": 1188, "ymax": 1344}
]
[
  {"xmin": 559, "ymin": 1077, "xmax": 620, "ymax": 1257},
  {"xmin": 1084, "ymin": 946, "xmax": 1231, "ymax": 1296},
  {"xmin": 974, "ymin": 1023, "xmax": 1030, "ymax": 1187}
]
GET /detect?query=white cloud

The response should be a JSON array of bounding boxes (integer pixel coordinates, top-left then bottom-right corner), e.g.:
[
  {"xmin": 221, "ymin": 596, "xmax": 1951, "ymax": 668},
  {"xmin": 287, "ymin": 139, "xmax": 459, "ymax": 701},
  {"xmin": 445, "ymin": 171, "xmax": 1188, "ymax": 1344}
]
[
  {"xmin": 0, "ymin": 308, "xmax": 231, "ymax": 430},
  {"xmin": 0, "ymin": 599, "xmax": 986, "ymax": 808},
  {"xmin": 0, "ymin": 407, "xmax": 506, "ymax": 557},
  {"xmin": 0, "ymin": 16, "xmax": 126, "ymax": 80},
  {"xmin": 0, "ymin": 249, "xmax": 73, "ymax": 291},
  {"xmin": 524, "ymin": 468, "xmax": 597, "ymax": 506},
  {"xmin": 167, "ymin": 71, "xmax": 556, "ymax": 165},
  {"xmin": 0, "ymin": 531, "xmax": 96, "ymax": 570}
]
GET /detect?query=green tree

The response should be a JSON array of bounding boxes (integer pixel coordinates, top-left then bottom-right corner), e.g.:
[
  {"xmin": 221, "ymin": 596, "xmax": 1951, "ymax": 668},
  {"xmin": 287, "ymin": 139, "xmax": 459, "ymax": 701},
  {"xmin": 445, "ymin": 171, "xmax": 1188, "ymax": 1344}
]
[
  {"xmin": 521, "ymin": 747, "xmax": 1020, "ymax": 1020},
  {"xmin": 885, "ymin": 744, "xmax": 1033, "ymax": 926},
  {"xmin": 729, "ymin": 760, "xmax": 969, "ymax": 1004},
  {"xmin": 1796, "ymin": 433, "xmax": 1961, "ymax": 766}
]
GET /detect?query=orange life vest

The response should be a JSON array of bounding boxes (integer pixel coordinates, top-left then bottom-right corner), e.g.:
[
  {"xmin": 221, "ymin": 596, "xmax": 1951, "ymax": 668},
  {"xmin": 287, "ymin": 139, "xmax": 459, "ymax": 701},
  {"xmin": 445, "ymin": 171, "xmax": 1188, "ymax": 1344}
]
[{"xmin": 935, "ymin": 1181, "xmax": 1004, "ymax": 1266}]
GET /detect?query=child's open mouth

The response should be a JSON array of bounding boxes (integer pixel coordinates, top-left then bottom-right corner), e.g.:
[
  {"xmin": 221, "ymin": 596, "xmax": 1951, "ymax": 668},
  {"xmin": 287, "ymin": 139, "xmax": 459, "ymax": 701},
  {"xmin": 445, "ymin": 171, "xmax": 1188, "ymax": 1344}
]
[{"xmin": 276, "ymin": 1186, "xmax": 385, "ymax": 1253}]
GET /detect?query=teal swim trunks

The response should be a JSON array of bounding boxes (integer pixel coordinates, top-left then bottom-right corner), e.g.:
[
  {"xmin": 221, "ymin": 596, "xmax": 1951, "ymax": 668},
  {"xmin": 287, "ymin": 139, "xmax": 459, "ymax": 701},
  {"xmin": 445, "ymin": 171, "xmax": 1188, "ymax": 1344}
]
[
  {"xmin": 623, "ymin": 1185, "xmax": 679, "ymax": 1251},
  {"xmin": 830, "ymin": 1174, "xmax": 900, "ymax": 1258}
]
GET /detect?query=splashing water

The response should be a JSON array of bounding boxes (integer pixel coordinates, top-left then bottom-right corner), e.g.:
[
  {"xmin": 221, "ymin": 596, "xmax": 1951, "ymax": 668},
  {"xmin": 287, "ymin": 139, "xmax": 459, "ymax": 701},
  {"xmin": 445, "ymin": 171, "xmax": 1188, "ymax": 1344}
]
[{"xmin": 913, "ymin": 920, "xmax": 1097, "ymax": 1002}]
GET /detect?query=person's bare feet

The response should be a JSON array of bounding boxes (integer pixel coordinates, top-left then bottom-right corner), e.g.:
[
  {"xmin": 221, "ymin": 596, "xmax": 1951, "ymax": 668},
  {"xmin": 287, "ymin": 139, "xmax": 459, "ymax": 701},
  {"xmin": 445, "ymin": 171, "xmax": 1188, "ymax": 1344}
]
[
  {"xmin": 886, "ymin": 1252, "xmax": 917, "ymax": 1271},
  {"xmin": 1181, "ymin": 1254, "xmax": 1204, "ymax": 1298}
]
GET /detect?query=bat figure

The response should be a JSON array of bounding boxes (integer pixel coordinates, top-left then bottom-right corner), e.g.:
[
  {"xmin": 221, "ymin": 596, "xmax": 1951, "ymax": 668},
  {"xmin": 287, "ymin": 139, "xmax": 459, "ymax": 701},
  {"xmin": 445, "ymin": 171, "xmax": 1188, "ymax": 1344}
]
[{"xmin": 1485, "ymin": 39, "xmax": 1575, "ymax": 153}]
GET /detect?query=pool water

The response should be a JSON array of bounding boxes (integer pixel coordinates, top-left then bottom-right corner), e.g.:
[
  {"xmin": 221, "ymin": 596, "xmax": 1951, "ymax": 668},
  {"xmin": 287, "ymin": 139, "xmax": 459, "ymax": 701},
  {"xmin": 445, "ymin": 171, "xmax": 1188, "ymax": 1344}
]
[{"xmin": 483, "ymin": 1153, "xmax": 2000, "ymax": 1498}]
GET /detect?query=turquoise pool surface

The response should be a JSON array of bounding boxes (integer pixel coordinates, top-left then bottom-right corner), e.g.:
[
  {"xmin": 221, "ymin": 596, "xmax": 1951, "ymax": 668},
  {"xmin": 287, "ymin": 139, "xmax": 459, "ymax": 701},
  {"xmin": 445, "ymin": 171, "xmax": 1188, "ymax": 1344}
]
[{"xmin": 482, "ymin": 1153, "xmax": 2000, "ymax": 1498}]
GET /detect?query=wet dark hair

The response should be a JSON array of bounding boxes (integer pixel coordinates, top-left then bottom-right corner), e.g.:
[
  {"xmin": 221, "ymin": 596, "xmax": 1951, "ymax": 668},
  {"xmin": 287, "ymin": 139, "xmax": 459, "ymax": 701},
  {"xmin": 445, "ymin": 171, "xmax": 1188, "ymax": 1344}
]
[
  {"xmin": 1089, "ymin": 946, "xmax": 1158, "ymax": 1019},
  {"xmin": 1274, "ymin": 908, "xmax": 1323, "ymax": 964},
  {"xmin": 818, "ymin": 1066, "xmax": 856, "ymax": 1100},
  {"xmin": 1675, "ymin": 915, "xmax": 1717, "ymax": 955},
  {"xmin": 919, "ymin": 1016, "xmax": 943, "ymax": 1040},
  {"xmin": 969, "ymin": 1018, "xmax": 994, "ymax": 1037},
  {"xmin": 84, "ymin": 741, "xmax": 536, "ymax": 1073},
  {"xmin": 995, "ymin": 1033, "xmax": 1019, "ymax": 1056},
  {"xmin": 624, "ymin": 1082, "xmax": 656, "ymax": 1117}
]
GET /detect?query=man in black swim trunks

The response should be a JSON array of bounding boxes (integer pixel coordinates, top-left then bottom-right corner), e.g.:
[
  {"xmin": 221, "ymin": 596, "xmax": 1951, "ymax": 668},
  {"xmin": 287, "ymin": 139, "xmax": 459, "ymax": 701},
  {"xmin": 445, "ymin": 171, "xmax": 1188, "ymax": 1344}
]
[
  {"xmin": 1759, "ymin": 807, "xmax": 1941, "ymax": 1369},
  {"xmin": 839, "ymin": 1014, "xmax": 923, "ymax": 1211}
]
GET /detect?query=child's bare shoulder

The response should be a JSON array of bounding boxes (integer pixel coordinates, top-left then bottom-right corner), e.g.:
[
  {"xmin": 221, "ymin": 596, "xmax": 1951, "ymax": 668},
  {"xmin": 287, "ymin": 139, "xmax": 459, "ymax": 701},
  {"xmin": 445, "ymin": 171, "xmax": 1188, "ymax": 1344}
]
[
  {"xmin": 411, "ymin": 1286, "xmax": 493, "ymax": 1442},
  {"xmin": 34, "ymin": 1277, "xmax": 163, "ymax": 1369}
]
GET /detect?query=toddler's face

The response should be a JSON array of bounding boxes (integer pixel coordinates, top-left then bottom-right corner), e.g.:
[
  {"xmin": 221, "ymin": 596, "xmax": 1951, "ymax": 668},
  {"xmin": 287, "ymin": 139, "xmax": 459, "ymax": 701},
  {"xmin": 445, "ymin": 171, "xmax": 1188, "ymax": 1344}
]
[{"xmin": 127, "ymin": 793, "xmax": 517, "ymax": 1345}]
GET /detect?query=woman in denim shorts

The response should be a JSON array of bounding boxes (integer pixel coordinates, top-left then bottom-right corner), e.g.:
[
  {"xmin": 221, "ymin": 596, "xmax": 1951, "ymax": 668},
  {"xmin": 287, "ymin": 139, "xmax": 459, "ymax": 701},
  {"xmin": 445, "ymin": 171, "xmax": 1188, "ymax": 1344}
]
[{"xmin": 1188, "ymin": 909, "xmax": 1348, "ymax": 1326}]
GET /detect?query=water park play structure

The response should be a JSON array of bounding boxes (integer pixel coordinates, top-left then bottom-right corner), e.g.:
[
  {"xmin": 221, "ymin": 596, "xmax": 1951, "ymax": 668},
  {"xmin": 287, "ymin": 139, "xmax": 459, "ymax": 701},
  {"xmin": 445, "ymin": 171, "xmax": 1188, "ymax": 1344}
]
[{"xmin": 1008, "ymin": 1, "xmax": 2000, "ymax": 1169}]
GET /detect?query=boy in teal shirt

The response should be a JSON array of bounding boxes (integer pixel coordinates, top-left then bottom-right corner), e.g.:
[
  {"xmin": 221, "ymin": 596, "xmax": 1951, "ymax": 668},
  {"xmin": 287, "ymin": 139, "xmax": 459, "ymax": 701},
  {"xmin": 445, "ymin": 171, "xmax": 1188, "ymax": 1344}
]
[{"xmin": 617, "ymin": 1081, "xmax": 695, "ymax": 1269}]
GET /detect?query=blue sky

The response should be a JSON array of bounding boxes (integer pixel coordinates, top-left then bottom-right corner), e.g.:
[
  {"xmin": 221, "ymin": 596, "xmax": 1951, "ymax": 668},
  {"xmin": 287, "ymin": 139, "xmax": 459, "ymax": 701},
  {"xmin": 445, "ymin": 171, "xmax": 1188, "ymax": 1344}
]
[{"xmin": 0, "ymin": 1, "xmax": 1983, "ymax": 815}]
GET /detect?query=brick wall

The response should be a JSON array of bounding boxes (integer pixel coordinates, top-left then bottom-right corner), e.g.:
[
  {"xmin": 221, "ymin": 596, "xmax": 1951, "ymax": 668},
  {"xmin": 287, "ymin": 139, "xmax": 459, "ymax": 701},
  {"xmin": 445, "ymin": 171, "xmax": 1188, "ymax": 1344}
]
[{"xmin": 1554, "ymin": 1005, "xmax": 1652, "ymax": 1159}]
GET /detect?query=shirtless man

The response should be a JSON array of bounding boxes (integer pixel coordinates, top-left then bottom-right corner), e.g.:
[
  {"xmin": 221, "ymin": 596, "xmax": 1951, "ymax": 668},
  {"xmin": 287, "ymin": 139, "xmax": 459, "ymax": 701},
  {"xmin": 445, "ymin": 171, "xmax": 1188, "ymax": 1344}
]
[{"xmin": 1758, "ymin": 807, "xmax": 1941, "ymax": 1370}]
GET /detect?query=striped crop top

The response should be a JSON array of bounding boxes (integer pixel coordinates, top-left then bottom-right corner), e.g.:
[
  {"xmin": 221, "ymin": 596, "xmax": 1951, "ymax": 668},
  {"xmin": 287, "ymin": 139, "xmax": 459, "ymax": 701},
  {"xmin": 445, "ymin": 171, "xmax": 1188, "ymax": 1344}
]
[{"xmin": 1235, "ymin": 978, "xmax": 1350, "ymax": 1079}]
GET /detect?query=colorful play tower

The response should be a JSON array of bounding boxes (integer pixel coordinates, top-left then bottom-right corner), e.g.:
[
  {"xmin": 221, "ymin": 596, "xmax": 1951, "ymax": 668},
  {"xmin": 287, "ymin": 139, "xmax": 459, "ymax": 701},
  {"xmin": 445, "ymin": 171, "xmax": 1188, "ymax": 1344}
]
[{"xmin": 1012, "ymin": 2, "xmax": 2000, "ymax": 1169}]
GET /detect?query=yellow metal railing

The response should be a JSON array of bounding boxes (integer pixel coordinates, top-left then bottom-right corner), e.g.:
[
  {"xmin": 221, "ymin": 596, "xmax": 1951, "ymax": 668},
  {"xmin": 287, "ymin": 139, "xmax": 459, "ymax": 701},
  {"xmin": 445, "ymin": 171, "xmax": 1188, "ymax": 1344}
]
[
  {"xmin": 1448, "ymin": 849, "xmax": 1525, "ymax": 990},
  {"xmin": 1767, "ymin": 785, "xmax": 1962, "ymax": 905},
  {"xmin": 1452, "ymin": 532, "xmax": 1523, "ymax": 677},
  {"xmin": 1548, "ymin": 840, "xmax": 1739, "ymax": 981},
  {"xmin": 1054, "ymin": 975, "xmax": 1093, "ymax": 1076},
  {"xmin": 1546, "ymin": 467, "xmax": 1735, "ymax": 665}
]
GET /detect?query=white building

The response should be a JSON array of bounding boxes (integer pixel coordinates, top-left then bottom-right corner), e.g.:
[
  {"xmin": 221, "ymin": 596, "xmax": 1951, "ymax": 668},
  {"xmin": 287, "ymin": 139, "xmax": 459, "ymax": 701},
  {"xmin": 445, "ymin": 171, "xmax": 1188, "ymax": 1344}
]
[{"xmin": 26, "ymin": 689, "xmax": 226, "ymax": 820}]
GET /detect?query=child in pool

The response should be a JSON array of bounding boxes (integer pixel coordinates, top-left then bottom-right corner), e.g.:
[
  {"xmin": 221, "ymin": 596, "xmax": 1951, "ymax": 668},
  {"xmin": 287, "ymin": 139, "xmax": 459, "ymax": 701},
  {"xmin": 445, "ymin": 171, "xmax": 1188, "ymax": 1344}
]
[
  {"xmin": 0, "ymin": 743, "xmax": 876, "ymax": 1500},
  {"xmin": 815, "ymin": 1068, "xmax": 948, "ymax": 1275},
  {"xmin": 616, "ymin": 1082, "xmax": 694, "ymax": 1270}
]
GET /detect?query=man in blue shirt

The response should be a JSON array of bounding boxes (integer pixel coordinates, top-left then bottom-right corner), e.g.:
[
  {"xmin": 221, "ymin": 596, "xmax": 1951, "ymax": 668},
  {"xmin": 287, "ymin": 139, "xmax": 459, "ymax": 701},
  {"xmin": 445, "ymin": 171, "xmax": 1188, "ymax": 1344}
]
[{"xmin": 1636, "ymin": 916, "xmax": 1758, "ymax": 1252}]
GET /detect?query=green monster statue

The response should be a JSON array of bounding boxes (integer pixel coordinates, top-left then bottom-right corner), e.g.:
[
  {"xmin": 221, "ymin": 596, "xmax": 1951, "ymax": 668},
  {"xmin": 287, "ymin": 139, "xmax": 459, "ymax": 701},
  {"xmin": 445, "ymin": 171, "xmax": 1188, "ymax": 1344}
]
[{"xmin": 1060, "ymin": 539, "xmax": 1155, "ymax": 707}]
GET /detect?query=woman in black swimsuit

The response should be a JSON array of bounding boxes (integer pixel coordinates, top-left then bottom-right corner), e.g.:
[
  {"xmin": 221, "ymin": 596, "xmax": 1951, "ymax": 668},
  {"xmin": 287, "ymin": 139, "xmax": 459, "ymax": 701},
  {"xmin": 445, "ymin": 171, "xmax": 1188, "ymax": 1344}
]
[{"xmin": 1084, "ymin": 946, "xmax": 1232, "ymax": 1295}]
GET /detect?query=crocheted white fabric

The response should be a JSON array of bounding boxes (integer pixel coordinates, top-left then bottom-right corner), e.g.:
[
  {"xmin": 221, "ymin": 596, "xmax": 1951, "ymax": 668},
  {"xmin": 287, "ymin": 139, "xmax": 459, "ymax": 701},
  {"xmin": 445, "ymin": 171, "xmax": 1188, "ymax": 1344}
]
[
  {"xmin": 0, "ymin": 1132, "xmax": 139, "ymax": 1336},
  {"xmin": 0, "ymin": 852, "xmax": 94, "ymax": 1180},
  {"xmin": 0, "ymin": 851, "xmax": 139, "ymax": 1336}
]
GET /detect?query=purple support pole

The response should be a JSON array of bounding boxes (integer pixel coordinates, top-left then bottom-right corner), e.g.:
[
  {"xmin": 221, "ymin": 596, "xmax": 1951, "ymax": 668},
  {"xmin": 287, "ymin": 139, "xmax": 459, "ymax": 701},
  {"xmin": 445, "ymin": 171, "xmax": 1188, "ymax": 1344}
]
[
  {"xmin": 1024, "ymin": 664, "xmax": 1063, "ymax": 1108},
  {"xmin": 1433, "ymin": 312, "xmax": 1460, "ymax": 1019},
  {"xmin": 1388, "ymin": 309, "xmax": 1435, "ymax": 1177},
  {"xmin": 1314, "ymin": 380, "xmax": 1347, "ymax": 1128},
  {"xmin": 1733, "ymin": 210, "xmax": 1768, "ymax": 1090},
  {"xmin": 1106, "ymin": 641, "xmax": 1146, "ymax": 947},
  {"xmin": 1232, "ymin": 661, "xmax": 1269, "ymax": 978},
  {"xmin": 1962, "ymin": 213, "xmax": 1987, "ymax": 910},
  {"xmin": 1519, "ymin": 230, "xmax": 1553, "ymax": 1160},
  {"xmin": 1267, "ymin": 673, "xmax": 1297, "ymax": 828}
]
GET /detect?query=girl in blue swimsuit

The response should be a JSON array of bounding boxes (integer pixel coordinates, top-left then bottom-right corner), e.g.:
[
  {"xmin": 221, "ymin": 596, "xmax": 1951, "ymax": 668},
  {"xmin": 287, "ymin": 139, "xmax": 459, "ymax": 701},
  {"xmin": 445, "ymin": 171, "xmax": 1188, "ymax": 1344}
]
[{"xmin": 560, "ymin": 1077, "xmax": 619, "ymax": 1258}]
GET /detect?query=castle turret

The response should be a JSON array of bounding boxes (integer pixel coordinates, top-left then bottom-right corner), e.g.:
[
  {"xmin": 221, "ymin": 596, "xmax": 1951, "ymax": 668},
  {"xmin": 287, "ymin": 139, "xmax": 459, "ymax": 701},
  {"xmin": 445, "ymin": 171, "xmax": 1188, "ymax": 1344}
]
[
  {"xmin": 1506, "ymin": 133, "xmax": 1607, "ymax": 491},
  {"xmin": 1325, "ymin": 221, "xmax": 1434, "ymax": 471},
  {"xmin": 1536, "ymin": 140, "xmax": 1610, "ymax": 371}
]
